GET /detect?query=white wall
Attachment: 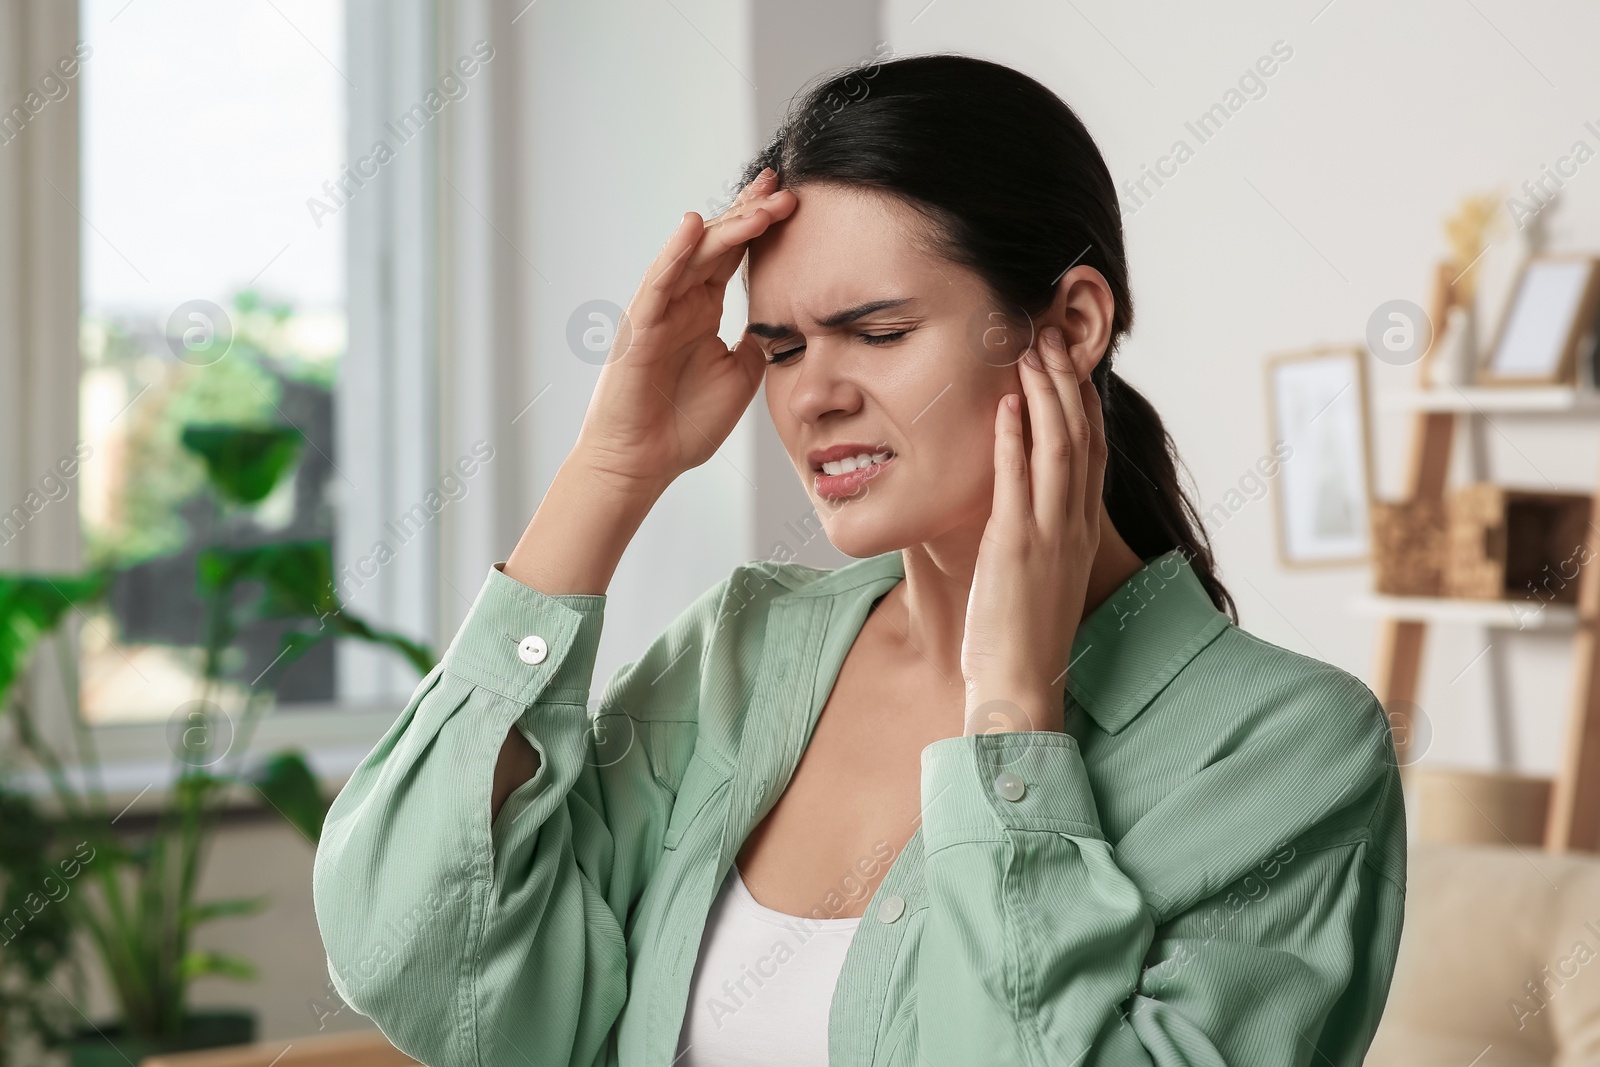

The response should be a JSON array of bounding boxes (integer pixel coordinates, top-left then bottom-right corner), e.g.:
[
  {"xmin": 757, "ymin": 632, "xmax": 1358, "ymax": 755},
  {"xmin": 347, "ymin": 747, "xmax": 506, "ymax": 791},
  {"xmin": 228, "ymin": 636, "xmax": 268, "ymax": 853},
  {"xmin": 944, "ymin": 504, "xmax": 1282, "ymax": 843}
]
[
  {"xmin": 523, "ymin": 0, "xmax": 760, "ymax": 689},
  {"xmin": 880, "ymin": 0, "xmax": 1600, "ymax": 779}
]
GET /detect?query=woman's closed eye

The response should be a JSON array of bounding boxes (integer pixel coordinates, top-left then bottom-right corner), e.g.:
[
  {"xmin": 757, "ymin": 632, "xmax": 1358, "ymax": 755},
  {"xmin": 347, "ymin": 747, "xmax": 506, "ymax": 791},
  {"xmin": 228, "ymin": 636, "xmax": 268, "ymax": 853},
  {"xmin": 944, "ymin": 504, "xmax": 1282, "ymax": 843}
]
[{"xmin": 766, "ymin": 329, "xmax": 910, "ymax": 366}]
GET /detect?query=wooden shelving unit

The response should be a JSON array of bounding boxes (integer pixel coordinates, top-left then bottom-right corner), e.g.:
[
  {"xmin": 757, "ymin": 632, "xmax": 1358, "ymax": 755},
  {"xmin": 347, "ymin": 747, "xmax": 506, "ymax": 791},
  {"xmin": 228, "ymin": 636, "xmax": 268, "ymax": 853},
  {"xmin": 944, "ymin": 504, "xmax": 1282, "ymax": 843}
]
[
  {"xmin": 1377, "ymin": 385, "xmax": 1600, "ymax": 414},
  {"xmin": 1350, "ymin": 593, "xmax": 1581, "ymax": 632},
  {"xmin": 1369, "ymin": 262, "xmax": 1600, "ymax": 853}
]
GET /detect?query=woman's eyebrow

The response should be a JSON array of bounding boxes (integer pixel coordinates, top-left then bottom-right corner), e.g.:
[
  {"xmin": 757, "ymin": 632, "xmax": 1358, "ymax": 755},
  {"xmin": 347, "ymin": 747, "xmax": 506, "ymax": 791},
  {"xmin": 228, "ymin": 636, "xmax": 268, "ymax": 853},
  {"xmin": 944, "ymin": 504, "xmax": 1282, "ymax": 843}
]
[{"xmin": 745, "ymin": 297, "xmax": 913, "ymax": 339}]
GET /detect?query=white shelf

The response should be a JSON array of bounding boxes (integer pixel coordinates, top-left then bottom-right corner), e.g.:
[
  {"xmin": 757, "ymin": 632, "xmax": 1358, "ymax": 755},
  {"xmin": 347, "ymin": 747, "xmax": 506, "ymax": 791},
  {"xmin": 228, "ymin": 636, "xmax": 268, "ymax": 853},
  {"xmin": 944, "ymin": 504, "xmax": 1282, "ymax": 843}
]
[
  {"xmin": 1377, "ymin": 386, "xmax": 1600, "ymax": 414},
  {"xmin": 1349, "ymin": 593, "xmax": 1583, "ymax": 631}
]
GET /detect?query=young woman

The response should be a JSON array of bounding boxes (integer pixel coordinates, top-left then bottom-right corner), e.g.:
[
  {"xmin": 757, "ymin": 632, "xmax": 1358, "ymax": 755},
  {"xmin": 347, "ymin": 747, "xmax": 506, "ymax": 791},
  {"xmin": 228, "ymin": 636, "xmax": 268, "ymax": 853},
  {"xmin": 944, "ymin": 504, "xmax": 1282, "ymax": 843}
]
[{"xmin": 314, "ymin": 52, "xmax": 1405, "ymax": 1067}]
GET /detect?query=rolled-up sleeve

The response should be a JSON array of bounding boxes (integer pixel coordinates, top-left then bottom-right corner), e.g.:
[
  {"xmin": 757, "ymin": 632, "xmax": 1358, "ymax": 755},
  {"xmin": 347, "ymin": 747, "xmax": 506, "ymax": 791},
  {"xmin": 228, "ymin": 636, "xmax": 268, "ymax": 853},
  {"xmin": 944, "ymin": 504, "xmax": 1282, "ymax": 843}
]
[{"xmin": 313, "ymin": 563, "xmax": 682, "ymax": 1067}]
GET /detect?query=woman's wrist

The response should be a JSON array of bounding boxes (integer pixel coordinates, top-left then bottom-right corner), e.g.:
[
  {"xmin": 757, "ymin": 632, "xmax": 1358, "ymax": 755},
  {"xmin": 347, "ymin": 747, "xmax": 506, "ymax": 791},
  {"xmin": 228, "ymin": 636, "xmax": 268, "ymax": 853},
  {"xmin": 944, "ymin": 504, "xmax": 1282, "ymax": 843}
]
[
  {"xmin": 502, "ymin": 451, "xmax": 669, "ymax": 596},
  {"xmin": 962, "ymin": 681, "xmax": 1067, "ymax": 735},
  {"xmin": 564, "ymin": 445, "xmax": 678, "ymax": 510}
]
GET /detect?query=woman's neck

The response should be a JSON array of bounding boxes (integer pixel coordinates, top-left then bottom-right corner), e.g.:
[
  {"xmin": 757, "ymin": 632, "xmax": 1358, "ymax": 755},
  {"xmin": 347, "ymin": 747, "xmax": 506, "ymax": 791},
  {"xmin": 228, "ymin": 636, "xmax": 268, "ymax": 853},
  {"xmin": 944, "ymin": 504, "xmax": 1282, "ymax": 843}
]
[{"xmin": 870, "ymin": 499, "xmax": 1147, "ymax": 690}]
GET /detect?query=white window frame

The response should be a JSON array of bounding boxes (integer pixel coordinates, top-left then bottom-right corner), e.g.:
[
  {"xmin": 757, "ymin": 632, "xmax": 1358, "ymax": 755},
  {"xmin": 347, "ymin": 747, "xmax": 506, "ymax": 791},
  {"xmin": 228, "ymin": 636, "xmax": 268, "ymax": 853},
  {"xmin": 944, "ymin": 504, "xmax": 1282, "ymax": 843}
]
[
  {"xmin": 1, "ymin": 0, "xmax": 447, "ymax": 796},
  {"xmin": 336, "ymin": 0, "xmax": 441, "ymax": 715}
]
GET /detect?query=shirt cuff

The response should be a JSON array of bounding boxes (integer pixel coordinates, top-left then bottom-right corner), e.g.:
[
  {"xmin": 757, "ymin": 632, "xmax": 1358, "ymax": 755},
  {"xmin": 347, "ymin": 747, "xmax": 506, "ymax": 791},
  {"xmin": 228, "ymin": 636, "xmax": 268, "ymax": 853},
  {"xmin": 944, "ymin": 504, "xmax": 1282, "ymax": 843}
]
[
  {"xmin": 919, "ymin": 732, "xmax": 1105, "ymax": 853},
  {"xmin": 437, "ymin": 562, "xmax": 607, "ymax": 707}
]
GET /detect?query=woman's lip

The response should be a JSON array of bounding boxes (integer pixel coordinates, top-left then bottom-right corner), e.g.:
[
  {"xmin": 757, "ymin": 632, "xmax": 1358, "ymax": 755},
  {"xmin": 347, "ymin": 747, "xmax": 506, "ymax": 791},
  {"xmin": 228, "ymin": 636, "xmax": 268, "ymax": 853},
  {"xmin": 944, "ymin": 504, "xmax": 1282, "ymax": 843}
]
[{"xmin": 813, "ymin": 455, "xmax": 894, "ymax": 500}]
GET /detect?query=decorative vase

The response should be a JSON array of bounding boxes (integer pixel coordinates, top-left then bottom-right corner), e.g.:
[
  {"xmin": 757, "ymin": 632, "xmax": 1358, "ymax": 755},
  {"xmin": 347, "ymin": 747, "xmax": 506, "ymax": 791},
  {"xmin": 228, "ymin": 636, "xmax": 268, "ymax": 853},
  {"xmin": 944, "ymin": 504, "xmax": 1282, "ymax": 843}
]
[
  {"xmin": 65, "ymin": 1009, "xmax": 256, "ymax": 1067},
  {"xmin": 1425, "ymin": 303, "xmax": 1477, "ymax": 387}
]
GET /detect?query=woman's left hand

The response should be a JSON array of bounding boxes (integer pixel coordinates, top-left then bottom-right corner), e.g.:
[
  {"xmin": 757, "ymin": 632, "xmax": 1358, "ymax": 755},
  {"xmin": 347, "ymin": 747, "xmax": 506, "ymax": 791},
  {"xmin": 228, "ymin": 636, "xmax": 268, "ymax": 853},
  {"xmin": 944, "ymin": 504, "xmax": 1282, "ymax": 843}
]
[{"xmin": 959, "ymin": 324, "xmax": 1108, "ymax": 736}]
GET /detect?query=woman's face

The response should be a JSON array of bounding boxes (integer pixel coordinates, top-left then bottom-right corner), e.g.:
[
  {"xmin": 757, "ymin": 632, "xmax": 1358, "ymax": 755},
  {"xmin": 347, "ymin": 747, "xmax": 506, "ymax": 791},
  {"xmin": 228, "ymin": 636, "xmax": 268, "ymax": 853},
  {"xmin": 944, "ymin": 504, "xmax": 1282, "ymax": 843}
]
[{"xmin": 744, "ymin": 182, "xmax": 1029, "ymax": 559}]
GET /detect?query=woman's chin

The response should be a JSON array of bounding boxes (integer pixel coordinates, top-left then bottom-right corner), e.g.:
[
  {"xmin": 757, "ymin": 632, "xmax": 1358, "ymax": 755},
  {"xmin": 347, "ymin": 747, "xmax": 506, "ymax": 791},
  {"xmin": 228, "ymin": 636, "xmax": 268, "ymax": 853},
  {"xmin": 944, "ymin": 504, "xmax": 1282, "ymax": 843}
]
[{"xmin": 816, "ymin": 516, "xmax": 912, "ymax": 560}]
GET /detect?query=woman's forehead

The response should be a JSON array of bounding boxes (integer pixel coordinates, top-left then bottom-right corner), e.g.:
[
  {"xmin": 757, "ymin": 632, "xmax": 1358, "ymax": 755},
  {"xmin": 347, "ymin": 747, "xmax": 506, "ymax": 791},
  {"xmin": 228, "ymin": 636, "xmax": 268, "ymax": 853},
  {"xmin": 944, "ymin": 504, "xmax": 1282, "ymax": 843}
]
[{"xmin": 744, "ymin": 191, "xmax": 965, "ymax": 322}]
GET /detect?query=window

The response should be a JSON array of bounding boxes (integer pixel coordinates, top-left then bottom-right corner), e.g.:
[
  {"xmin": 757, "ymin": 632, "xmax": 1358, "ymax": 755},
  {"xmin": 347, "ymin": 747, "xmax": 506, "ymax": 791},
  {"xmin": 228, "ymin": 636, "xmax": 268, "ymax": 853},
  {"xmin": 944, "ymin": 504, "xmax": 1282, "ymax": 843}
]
[{"xmin": 74, "ymin": 0, "xmax": 438, "ymax": 733}]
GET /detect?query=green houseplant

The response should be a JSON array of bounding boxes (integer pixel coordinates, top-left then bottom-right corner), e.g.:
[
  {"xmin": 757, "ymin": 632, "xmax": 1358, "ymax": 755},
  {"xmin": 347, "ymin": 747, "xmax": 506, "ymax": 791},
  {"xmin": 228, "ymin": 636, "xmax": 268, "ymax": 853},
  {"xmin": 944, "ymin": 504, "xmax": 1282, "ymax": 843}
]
[
  {"xmin": 0, "ymin": 782, "xmax": 84, "ymax": 1067},
  {"xmin": 0, "ymin": 572, "xmax": 107, "ymax": 1067},
  {"xmin": 0, "ymin": 420, "xmax": 435, "ymax": 1066}
]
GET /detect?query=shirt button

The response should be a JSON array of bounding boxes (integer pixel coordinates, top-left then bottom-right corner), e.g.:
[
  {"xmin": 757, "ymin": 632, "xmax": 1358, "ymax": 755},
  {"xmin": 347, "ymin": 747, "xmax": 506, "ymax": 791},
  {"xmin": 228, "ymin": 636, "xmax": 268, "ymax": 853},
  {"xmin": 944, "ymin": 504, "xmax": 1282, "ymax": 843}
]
[
  {"xmin": 994, "ymin": 771, "xmax": 1026, "ymax": 802},
  {"xmin": 517, "ymin": 635, "xmax": 548, "ymax": 666},
  {"xmin": 877, "ymin": 893, "xmax": 905, "ymax": 924}
]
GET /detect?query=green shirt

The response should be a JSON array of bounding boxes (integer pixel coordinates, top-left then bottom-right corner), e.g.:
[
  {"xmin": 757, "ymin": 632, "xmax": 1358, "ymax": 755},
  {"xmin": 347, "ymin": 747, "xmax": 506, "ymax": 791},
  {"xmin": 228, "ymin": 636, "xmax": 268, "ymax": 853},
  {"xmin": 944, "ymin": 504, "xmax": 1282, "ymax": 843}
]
[{"xmin": 313, "ymin": 547, "xmax": 1406, "ymax": 1066}]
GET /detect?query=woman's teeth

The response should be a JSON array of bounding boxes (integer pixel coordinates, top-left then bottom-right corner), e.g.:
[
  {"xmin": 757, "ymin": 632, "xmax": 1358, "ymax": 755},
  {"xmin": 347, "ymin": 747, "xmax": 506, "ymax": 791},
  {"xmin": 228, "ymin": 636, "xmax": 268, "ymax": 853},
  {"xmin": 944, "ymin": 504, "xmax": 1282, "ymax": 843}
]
[{"xmin": 821, "ymin": 452, "xmax": 892, "ymax": 476}]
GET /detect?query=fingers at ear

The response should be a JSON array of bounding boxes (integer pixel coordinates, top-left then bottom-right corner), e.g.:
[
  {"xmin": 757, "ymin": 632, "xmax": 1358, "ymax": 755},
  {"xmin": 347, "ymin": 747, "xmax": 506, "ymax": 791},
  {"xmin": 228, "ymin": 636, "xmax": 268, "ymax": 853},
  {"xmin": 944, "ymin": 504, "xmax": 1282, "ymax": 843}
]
[
  {"xmin": 1038, "ymin": 326, "xmax": 1088, "ymax": 516},
  {"xmin": 1016, "ymin": 347, "xmax": 1069, "ymax": 530},
  {"xmin": 1080, "ymin": 373, "xmax": 1108, "ymax": 526},
  {"xmin": 991, "ymin": 393, "xmax": 1030, "ymax": 524}
]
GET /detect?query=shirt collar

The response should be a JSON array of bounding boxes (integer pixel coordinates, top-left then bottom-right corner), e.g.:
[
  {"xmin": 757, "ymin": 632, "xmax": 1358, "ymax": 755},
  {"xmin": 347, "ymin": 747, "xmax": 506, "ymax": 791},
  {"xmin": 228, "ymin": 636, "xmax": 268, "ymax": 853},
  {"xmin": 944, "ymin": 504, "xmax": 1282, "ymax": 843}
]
[
  {"xmin": 1065, "ymin": 548, "xmax": 1233, "ymax": 734},
  {"xmin": 776, "ymin": 545, "xmax": 1231, "ymax": 736}
]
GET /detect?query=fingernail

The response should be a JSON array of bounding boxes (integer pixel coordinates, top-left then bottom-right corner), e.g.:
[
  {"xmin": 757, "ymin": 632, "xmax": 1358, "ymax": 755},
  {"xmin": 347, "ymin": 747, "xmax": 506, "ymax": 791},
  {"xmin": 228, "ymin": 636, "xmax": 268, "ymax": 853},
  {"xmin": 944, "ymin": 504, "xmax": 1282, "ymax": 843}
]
[
  {"xmin": 1042, "ymin": 326, "xmax": 1064, "ymax": 349},
  {"xmin": 1022, "ymin": 348, "xmax": 1043, "ymax": 370}
]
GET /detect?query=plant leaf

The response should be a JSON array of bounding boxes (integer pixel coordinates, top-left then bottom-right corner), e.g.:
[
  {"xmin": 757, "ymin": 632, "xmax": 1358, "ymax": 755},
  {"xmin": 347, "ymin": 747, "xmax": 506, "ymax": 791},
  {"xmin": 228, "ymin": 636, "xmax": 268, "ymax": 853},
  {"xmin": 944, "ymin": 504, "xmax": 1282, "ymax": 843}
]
[
  {"xmin": 0, "ymin": 571, "xmax": 109, "ymax": 708},
  {"xmin": 179, "ymin": 424, "xmax": 304, "ymax": 506},
  {"xmin": 324, "ymin": 610, "xmax": 438, "ymax": 676},
  {"xmin": 259, "ymin": 629, "xmax": 326, "ymax": 686},
  {"xmin": 251, "ymin": 750, "xmax": 326, "ymax": 844},
  {"xmin": 0, "ymin": 786, "xmax": 78, "ymax": 978},
  {"xmin": 194, "ymin": 541, "xmax": 334, "ymax": 692},
  {"xmin": 191, "ymin": 542, "xmax": 437, "ymax": 679},
  {"xmin": 181, "ymin": 950, "xmax": 258, "ymax": 982},
  {"xmin": 184, "ymin": 896, "xmax": 269, "ymax": 925},
  {"xmin": 195, "ymin": 541, "xmax": 337, "ymax": 618}
]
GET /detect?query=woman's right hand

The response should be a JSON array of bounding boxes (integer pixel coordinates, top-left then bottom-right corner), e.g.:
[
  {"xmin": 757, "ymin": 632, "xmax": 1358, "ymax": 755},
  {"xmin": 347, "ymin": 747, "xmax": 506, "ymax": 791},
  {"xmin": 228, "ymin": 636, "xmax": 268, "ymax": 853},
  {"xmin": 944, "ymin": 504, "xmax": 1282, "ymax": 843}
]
[{"xmin": 573, "ymin": 167, "xmax": 798, "ymax": 494}]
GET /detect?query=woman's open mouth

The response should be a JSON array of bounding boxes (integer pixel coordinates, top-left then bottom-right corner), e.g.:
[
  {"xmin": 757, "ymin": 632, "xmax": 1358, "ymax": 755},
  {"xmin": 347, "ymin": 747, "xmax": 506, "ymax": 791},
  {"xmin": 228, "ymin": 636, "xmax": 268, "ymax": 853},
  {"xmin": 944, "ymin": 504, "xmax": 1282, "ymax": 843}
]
[{"xmin": 813, "ymin": 451, "xmax": 894, "ymax": 500}]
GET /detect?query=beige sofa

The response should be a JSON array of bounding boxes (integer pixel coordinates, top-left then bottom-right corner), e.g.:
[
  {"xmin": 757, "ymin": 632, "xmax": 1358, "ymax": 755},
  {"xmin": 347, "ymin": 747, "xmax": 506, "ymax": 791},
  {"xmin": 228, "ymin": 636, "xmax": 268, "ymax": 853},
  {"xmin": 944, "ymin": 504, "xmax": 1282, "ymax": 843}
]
[{"xmin": 1367, "ymin": 840, "xmax": 1600, "ymax": 1064}]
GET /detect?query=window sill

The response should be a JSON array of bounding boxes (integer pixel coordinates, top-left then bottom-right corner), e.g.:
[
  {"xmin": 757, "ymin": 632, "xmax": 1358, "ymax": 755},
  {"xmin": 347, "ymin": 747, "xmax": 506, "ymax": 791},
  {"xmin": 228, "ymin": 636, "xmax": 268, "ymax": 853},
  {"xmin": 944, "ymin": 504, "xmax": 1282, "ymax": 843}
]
[{"xmin": 9, "ymin": 701, "xmax": 401, "ymax": 821}]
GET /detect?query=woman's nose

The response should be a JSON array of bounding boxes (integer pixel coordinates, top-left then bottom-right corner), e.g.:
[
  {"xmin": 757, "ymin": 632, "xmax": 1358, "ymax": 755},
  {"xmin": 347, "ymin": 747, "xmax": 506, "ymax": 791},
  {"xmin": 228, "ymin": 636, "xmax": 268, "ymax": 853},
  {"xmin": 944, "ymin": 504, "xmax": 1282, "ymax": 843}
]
[{"xmin": 784, "ymin": 341, "xmax": 862, "ymax": 425}]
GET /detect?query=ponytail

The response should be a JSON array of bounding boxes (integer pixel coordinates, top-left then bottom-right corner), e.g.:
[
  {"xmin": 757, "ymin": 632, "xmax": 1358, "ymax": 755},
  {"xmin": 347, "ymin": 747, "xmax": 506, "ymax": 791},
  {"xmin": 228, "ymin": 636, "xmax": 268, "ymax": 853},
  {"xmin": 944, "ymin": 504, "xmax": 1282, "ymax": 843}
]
[{"xmin": 1100, "ymin": 369, "xmax": 1237, "ymax": 623}]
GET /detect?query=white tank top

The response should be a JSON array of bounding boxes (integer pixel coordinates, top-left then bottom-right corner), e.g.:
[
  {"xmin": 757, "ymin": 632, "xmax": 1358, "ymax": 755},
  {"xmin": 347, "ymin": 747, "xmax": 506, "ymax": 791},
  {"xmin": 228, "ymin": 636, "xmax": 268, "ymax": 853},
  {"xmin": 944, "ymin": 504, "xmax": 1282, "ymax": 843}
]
[{"xmin": 675, "ymin": 864, "xmax": 862, "ymax": 1066}]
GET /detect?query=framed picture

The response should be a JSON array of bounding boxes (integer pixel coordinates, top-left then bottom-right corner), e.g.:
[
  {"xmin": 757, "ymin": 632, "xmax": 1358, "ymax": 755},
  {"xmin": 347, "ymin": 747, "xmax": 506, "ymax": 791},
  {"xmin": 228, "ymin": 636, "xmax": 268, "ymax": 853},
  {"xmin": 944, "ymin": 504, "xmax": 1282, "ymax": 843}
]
[
  {"xmin": 1266, "ymin": 345, "xmax": 1375, "ymax": 567},
  {"xmin": 1476, "ymin": 253, "xmax": 1600, "ymax": 386}
]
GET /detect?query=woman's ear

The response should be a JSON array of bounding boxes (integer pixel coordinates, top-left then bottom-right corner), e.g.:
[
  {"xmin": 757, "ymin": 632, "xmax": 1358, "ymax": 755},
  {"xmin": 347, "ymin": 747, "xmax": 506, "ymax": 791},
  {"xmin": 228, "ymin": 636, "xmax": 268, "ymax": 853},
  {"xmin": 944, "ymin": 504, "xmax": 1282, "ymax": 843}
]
[{"xmin": 1044, "ymin": 265, "xmax": 1115, "ymax": 379}]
